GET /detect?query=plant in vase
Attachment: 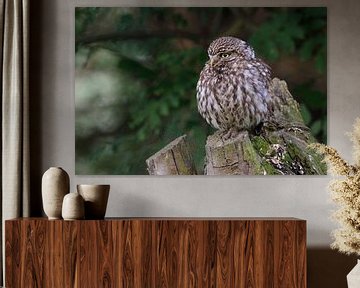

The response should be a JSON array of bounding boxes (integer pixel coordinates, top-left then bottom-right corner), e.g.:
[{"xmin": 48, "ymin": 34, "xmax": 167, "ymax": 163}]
[{"xmin": 311, "ymin": 118, "xmax": 360, "ymax": 287}]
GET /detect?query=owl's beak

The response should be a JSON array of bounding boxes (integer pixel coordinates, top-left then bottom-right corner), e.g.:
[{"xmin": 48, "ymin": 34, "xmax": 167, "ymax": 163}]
[{"xmin": 210, "ymin": 55, "xmax": 220, "ymax": 67}]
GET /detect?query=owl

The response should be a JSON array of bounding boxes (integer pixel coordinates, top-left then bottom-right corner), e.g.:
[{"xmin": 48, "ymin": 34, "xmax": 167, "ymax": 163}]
[{"xmin": 196, "ymin": 36, "xmax": 274, "ymax": 138}]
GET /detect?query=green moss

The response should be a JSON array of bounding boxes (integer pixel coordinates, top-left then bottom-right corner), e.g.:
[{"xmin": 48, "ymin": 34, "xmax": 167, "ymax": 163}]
[
  {"xmin": 241, "ymin": 139, "xmax": 265, "ymax": 175},
  {"xmin": 282, "ymin": 149, "xmax": 293, "ymax": 164},
  {"xmin": 305, "ymin": 147, "xmax": 327, "ymax": 174},
  {"xmin": 282, "ymin": 140, "xmax": 327, "ymax": 175},
  {"xmin": 251, "ymin": 136, "xmax": 271, "ymax": 156},
  {"xmin": 262, "ymin": 160, "xmax": 282, "ymax": 175}
]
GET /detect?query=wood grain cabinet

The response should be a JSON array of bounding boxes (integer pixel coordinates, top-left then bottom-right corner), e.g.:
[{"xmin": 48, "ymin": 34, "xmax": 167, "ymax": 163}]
[{"xmin": 5, "ymin": 218, "xmax": 306, "ymax": 287}]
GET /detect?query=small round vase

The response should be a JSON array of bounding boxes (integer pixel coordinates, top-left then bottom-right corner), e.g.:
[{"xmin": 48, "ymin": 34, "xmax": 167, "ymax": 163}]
[
  {"xmin": 42, "ymin": 167, "xmax": 70, "ymax": 219},
  {"xmin": 77, "ymin": 184, "xmax": 110, "ymax": 219},
  {"xmin": 62, "ymin": 192, "xmax": 85, "ymax": 220}
]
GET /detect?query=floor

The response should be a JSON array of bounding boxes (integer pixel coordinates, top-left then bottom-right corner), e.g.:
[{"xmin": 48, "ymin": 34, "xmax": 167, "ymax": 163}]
[{"xmin": 308, "ymin": 248, "xmax": 357, "ymax": 287}]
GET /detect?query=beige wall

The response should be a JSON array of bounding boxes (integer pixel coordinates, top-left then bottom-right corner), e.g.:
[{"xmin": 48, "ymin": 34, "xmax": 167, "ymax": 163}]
[{"xmin": 30, "ymin": 0, "xmax": 360, "ymax": 249}]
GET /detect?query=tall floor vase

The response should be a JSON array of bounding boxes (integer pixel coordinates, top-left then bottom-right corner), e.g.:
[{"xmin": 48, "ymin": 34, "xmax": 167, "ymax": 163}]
[{"xmin": 347, "ymin": 260, "xmax": 360, "ymax": 288}]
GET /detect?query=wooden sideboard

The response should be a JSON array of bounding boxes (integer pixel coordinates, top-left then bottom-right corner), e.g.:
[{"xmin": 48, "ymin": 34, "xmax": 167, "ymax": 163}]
[{"xmin": 5, "ymin": 218, "xmax": 306, "ymax": 287}]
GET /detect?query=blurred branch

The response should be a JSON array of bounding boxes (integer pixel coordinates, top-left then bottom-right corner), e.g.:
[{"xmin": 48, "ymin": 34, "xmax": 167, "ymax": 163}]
[{"xmin": 76, "ymin": 30, "xmax": 202, "ymax": 46}]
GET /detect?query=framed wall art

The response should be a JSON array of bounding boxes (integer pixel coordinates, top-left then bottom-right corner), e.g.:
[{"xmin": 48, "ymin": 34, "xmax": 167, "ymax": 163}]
[{"xmin": 75, "ymin": 7, "xmax": 327, "ymax": 175}]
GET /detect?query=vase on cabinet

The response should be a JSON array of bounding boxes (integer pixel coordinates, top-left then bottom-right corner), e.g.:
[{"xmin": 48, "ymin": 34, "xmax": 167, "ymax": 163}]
[
  {"xmin": 62, "ymin": 192, "xmax": 84, "ymax": 220},
  {"xmin": 77, "ymin": 184, "xmax": 110, "ymax": 219},
  {"xmin": 42, "ymin": 167, "xmax": 70, "ymax": 219}
]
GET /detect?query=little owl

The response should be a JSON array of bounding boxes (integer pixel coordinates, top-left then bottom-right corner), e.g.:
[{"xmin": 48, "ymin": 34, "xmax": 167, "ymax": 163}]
[{"xmin": 196, "ymin": 36, "xmax": 275, "ymax": 138}]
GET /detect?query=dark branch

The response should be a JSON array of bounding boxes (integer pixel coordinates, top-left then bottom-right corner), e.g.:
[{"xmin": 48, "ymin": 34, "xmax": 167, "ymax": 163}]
[{"xmin": 76, "ymin": 30, "xmax": 202, "ymax": 46}]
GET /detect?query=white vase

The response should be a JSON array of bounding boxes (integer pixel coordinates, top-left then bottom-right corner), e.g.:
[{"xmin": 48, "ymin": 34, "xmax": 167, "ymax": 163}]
[
  {"xmin": 62, "ymin": 192, "xmax": 84, "ymax": 220},
  {"xmin": 42, "ymin": 167, "xmax": 70, "ymax": 219},
  {"xmin": 347, "ymin": 260, "xmax": 360, "ymax": 288},
  {"xmin": 77, "ymin": 184, "xmax": 110, "ymax": 219}
]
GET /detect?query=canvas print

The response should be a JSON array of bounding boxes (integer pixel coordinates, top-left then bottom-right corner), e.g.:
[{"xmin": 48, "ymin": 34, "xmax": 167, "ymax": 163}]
[{"xmin": 75, "ymin": 7, "xmax": 327, "ymax": 175}]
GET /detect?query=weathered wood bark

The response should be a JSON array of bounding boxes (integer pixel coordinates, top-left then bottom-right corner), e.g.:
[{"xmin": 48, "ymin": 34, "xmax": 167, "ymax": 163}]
[
  {"xmin": 205, "ymin": 130, "xmax": 264, "ymax": 175},
  {"xmin": 147, "ymin": 78, "xmax": 326, "ymax": 175},
  {"xmin": 146, "ymin": 135, "xmax": 197, "ymax": 175}
]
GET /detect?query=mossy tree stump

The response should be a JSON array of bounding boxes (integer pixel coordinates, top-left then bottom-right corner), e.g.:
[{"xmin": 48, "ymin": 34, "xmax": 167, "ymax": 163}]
[{"xmin": 146, "ymin": 78, "xmax": 326, "ymax": 175}]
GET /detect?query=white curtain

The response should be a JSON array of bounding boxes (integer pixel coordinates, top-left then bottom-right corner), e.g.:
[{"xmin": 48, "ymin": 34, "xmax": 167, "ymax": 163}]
[{"xmin": 1, "ymin": 0, "xmax": 29, "ymax": 284}]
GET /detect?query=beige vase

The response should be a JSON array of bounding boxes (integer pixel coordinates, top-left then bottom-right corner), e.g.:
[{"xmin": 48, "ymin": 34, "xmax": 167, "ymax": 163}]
[
  {"xmin": 77, "ymin": 184, "xmax": 110, "ymax": 219},
  {"xmin": 42, "ymin": 167, "xmax": 70, "ymax": 219},
  {"xmin": 62, "ymin": 192, "xmax": 85, "ymax": 220}
]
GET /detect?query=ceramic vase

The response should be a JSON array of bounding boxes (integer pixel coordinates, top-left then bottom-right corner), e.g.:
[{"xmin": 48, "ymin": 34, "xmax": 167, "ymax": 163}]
[
  {"xmin": 62, "ymin": 192, "xmax": 85, "ymax": 220},
  {"xmin": 42, "ymin": 167, "xmax": 70, "ymax": 219},
  {"xmin": 347, "ymin": 260, "xmax": 360, "ymax": 288},
  {"xmin": 77, "ymin": 184, "xmax": 110, "ymax": 219}
]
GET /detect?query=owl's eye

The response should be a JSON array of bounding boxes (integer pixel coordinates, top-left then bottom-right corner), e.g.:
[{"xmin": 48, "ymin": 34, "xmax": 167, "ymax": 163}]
[{"xmin": 220, "ymin": 52, "xmax": 231, "ymax": 58}]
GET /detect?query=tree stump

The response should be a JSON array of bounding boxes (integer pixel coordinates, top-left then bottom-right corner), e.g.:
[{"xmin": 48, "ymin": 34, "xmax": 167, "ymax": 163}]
[
  {"xmin": 146, "ymin": 135, "xmax": 197, "ymax": 175},
  {"xmin": 204, "ymin": 131, "xmax": 264, "ymax": 175},
  {"xmin": 146, "ymin": 78, "xmax": 327, "ymax": 175}
]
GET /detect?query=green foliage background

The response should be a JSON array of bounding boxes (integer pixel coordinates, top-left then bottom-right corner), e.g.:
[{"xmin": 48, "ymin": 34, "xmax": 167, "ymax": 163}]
[{"xmin": 75, "ymin": 7, "xmax": 327, "ymax": 175}]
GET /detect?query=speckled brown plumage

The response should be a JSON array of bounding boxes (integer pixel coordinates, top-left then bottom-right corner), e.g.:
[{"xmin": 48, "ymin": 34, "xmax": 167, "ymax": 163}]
[{"xmin": 196, "ymin": 36, "xmax": 275, "ymax": 137}]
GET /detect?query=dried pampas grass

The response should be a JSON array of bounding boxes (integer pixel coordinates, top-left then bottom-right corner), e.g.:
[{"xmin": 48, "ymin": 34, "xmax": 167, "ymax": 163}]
[{"xmin": 310, "ymin": 118, "xmax": 360, "ymax": 256}]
